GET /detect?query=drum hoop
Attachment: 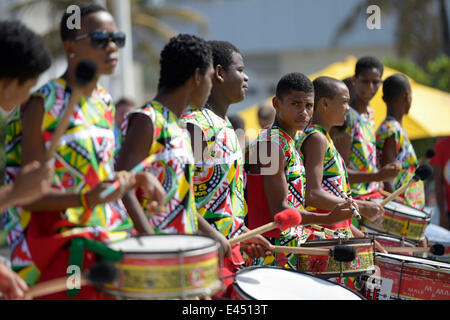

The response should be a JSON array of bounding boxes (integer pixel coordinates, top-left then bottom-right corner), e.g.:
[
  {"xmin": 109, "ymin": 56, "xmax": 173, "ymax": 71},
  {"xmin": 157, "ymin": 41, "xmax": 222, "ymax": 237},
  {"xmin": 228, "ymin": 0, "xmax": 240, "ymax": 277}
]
[
  {"xmin": 375, "ymin": 253, "xmax": 450, "ymax": 273},
  {"xmin": 233, "ymin": 265, "xmax": 366, "ymax": 300},
  {"xmin": 298, "ymin": 237, "xmax": 374, "ymax": 248},
  {"xmin": 365, "ymin": 232, "xmax": 417, "ymax": 246},
  {"xmin": 109, "ymin": 234, "xmax": 219, "ymax": 256},
  {"xmin": 372, "ymin": 199, "xmax": 430, "ymax": 220}
]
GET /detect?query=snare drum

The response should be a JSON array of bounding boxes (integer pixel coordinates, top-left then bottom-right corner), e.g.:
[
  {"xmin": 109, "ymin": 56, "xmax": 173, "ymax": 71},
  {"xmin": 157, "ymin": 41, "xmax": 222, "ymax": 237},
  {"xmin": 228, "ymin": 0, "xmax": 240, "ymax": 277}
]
[
  {"xmin": 363, "ymin": 253, "xmax": 450, "ymax": 300},
  {"xmin": 231, "ymin": 266, "xmax": 364, "ymax": 300},
  {"xmin": 296, "ymin": 238, "xmax": 375, "ymax": 278},
  {"xmin": 361, "ymin": 198, "xmax": 430, "ymax": 241},
  {"xmin": 363, "ymin": 227, "xmax": 417, "ymax": 256},
  {"xmin": 103, "ymin": 235, "xmax": 221, "ymax": 299},
  {"xmin": 424, "ymin": 224, "xmax": 450, "ymax": 263}
]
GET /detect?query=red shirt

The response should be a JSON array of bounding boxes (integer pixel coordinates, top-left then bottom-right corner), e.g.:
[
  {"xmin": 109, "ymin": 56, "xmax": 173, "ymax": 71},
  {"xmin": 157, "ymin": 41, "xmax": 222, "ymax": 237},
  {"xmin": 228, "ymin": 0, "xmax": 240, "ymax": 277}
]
[{"xmin": 430, "ymin": 137, "xmax": 450, "ymax": 212}]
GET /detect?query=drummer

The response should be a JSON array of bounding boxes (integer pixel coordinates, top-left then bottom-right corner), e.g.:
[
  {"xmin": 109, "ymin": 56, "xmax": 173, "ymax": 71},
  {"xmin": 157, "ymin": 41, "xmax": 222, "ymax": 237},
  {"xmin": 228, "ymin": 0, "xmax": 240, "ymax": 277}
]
[
  {"xmin": 332, "ymin": 57, "xmax": 401, "ymax": 202},
  {"xmin": 376, "ymin": 74, "xmax": 425, "ymax": 209},
  {"xmin": 295, "ymin": 76, "xmax": 386, "ymax": 251},
  {"xmin": 180, "ymin": 40, "xmax": 274, "ymax": 297},
  {"xmin": 3, "ymin": 3, "xmax": 166, "ymax": 299},
  {"xmin": 245, "ymin": 72, "xmax": 355, "ymax": 270},
  {"xmin": 116, "ymin": 35, "xmax": 233, "ymax": 257}
]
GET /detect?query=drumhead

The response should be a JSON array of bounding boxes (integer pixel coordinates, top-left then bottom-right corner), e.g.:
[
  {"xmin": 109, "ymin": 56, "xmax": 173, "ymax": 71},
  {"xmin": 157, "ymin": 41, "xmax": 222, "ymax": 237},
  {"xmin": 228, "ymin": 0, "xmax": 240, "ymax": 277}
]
[
  {"xmin": 108, "ymin": 235, "xmax": 217, "ymax": 253},
  {"xmin": 363, "ymin": 229, "xmax": 416, "ymax": 247},
  {"xmin": 234, "ymin": 266, "xmax": 363, "ymax": 300},
  {"xmin": 425, "ymin": 224, "xmax": 450, "ymax": 245},
  {"xmin": 372, "ymin": 198, "xmax": 429, "ymax": 219},
  {"xmin": 376, "ymin": 253, "xmax": 450, "ymax": 271}
]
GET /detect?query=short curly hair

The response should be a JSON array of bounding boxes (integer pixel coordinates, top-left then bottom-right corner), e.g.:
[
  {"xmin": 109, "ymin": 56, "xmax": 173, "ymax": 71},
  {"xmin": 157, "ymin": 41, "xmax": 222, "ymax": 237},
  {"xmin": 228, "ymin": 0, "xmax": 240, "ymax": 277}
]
[
  {"xmin": 0, "ymin": 20, "xmax": 51, "ymax": 83},
  {"xmin": 158, "ymin": 34, "xmax": 212, "ymax": 91},
  {"xmin": 208, "ymin": 40, "xmax": 240, "ymax": 71},
  {"xmin": 355, "ymin": 56, "xmax": 384, "ymax": 77},
  {"xmin": 276, "ymin": 72, "xmax": 314, "ymax": 99},
  {"xmin": 383, "ymin": 74, "xmax": 410, "ymax": 102}
]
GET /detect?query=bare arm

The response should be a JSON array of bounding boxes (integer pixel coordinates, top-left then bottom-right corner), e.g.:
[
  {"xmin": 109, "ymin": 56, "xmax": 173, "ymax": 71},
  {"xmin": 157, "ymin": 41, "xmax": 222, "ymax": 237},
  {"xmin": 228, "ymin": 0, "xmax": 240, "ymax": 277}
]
[
  {"xmin": 302, "ymin": 133, "xmax": 346, "ymax": 210},
  {"xmin": 379, "ymin": 135, "xmax": 398, "ymax": 193},
  {"xmin": 115, "ymin": 113, "xmax": 155, "ymax": 234}
]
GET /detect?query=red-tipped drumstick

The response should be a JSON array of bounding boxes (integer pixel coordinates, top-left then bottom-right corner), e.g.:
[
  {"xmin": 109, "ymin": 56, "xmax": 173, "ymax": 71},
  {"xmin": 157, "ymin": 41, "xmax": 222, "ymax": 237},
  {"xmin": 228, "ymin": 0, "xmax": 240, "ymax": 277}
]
[{"xmin": 229, "ymin": 208, "xmax": 301, "ymax": 244}]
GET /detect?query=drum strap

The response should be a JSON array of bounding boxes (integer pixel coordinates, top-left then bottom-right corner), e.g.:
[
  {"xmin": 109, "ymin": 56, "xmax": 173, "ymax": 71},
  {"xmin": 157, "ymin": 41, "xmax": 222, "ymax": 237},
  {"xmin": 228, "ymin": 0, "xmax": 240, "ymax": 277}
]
[{"xmin": 67, "ymin": 237, "xmax": 123, "ymax": 297}]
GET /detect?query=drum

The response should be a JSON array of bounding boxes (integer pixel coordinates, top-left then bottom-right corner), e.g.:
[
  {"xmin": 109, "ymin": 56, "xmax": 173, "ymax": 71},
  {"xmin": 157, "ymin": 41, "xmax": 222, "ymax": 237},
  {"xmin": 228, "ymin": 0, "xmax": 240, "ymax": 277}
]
[
  {"xmin": 423, "ymin": 224, "xmax": 450, "ymax": 263},
  {"xmin": 230, "ymin": 266, "xmax": 364, "ymax": 300},
  {"xmin": 296, "ymin": 238, "xmax": 375, "ymax": 278},
  {"xmin": 361, "ymin": 253, "xmax": 450, "ymax": 300},
  {"xmin": 363, "ymin": 227, "xmax": 417, "ymax": 256},
  {"xmin": 102, "ymin": 235, "xmax": 221, "ymax": 299},
  {"xmin": 361, "ymin": 198, "xmax": 430, "ymax": 241}
]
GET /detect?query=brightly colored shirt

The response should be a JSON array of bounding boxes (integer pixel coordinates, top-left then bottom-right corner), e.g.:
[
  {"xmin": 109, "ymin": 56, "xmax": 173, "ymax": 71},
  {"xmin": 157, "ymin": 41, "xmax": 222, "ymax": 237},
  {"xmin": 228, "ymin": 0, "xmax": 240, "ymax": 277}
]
[
  {"xmin": 430, "ymin": 136, "xmax": 450, "ymax": 212},
  {"xmin": 245, "ymin": 125, "xmax": 308, "ymax": 270},
  {"xmin": 2, "ymin": 78, "xmax": 131, "ymax": 284},
  {"xmin": 345, "ymin": 107, "xmax": 379, "ymax": 196},
  {"xmin": 296, "ymin": 124, "xmax": 352, "ymax": 236},
  {"xmin": 121, "ymin": 101, "xmax": 198, "ymax": 234},
  {"xmin": 376, "ymin": 117, "xmax": 425, "ymax": 209},
  {"xmin": 180, "ymin": 107, "xmax": 246, "ymax": 239}
]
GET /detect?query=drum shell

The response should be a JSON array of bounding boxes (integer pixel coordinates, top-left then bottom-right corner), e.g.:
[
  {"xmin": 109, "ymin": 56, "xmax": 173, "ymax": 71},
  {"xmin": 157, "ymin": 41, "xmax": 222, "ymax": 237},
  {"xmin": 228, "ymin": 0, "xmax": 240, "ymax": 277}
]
[
  {"xmin": 102, "ymin": 235, "xmax": 221, "ymax": 299},
  {"xmin": 296, "ymin": 238, "xmax": 376, "ymax": 278},
  {"xmin": 370, "ymin": 253, "xmax": 450, "ymax": 300},
  {"xmin": 363, "ymin": 227, "xmax": 417, "ymax": 256},
  {"xmin": 361, "ymin": 199, "xmax": 430, "ymax": 241}
]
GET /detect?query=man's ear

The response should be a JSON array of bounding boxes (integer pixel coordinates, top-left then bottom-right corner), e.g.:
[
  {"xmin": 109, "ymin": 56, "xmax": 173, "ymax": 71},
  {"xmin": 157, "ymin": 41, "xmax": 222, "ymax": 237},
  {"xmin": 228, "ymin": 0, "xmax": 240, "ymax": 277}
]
[
  {"xmin": 272, "ymin": 96, "xmax": 280, "ymax": 111},
  {"xmin": 193, "ymin": 67, "xmax": 202, "ymax": 87},
  {"xmin": 214, "ymin": 64, "xmax": 225, "ymax": 83}
]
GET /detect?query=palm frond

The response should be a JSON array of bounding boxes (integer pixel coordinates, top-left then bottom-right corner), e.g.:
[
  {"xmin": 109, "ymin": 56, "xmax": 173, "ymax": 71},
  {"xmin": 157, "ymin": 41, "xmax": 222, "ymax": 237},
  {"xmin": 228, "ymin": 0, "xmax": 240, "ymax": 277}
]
[{"xmin": 132, "ymin": 12, "xmax": 177, "ymax": 40}]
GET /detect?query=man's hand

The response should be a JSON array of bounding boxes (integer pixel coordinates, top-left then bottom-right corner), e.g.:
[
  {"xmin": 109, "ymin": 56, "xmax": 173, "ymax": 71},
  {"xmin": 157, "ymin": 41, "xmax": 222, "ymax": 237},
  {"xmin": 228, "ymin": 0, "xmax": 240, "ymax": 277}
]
[
  {"xmin": 377, "ymin": 162, "xmax": 402, "ymax": 181},
  {"xmin": 0, "ymin": 263, "xmax": 28, "ymax": 300},
  {"xmin": 86, "ymin": 171, "xmax": 136, "ymax": 207},
  {"xmin": 240, "ymin": 234, "xmax": 274, "ymax": 258},
  {"xmin": 134, "ymin": 172, "xmax": 166, "ymax": 215},
  {"xmin": 356, "ymin": 200, "xmax": 384, "ymax": 222},
  {"xmin": 328, "ymin": 200, "xmax": 357, "ymax": 224}
]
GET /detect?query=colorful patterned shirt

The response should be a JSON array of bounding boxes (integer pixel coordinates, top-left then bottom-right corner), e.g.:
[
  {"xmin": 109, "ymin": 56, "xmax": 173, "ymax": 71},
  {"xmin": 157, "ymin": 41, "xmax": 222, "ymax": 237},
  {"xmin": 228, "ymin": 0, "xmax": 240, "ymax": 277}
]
[
  {"xmin": 376, "ymin": 117, "xmax": 425, "ymax": 209},
  {"xmin": 345, "ymin": 107, "xmax": 379, "ymax": 196},
  {"xmin": 180, "ymin": 107, "xmax": 246, "ymax": 239},
  {"xmin": 121, "ymin": 101, "xmax": 198, "ymax": 234},
  {"xmin": 3, "ymin": 78, "xmax": 132, "ymax": 284},
  {"xmin": 296, "ymin": 124, "xmax": 352, "ymax": 236},
  {"xmin": 245, "ymin": 125, "xmax": 307, "ymax": 270}
]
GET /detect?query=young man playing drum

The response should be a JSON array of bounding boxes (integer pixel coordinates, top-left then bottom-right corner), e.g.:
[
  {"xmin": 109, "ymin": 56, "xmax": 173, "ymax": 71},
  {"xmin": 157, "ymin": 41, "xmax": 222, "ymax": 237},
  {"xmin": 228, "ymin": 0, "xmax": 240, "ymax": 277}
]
[
  {"xmin": 245, "ymin": 72, "xmax": 356, "ymax": 270},
  {"xmin": 296, "ymin": 77, "xmax": 386, "ymax": 243},
  {"xmin": 116, "ymin": 34, "xmax": 233, "ymax": 258},
  {"xmin": 376, "ymin": 74, "xmax": 425, "ymax": 209},
  {"xmin": 4, "ymin": 3, "xmax": 165, "ymax": 299},
  {"xmin": 180, "ymin": 40, "xmax": 274, "ymax": 297}
]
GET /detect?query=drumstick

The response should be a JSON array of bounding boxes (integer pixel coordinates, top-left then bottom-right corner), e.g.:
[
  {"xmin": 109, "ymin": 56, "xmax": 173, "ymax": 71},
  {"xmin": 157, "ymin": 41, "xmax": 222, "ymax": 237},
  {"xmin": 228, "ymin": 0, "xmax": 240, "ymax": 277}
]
[
  {"xmin": 273, "ymin": 245, "xmax": 356, "ymax": 262},
  {"xmin": 329, "ymin": 180, "xmax": 361, "ymax": 220},
  {"xmin": 24, "ymin": 261, "xmax": 117, "ymax": 300},
  {"xmin": 384, "ymin": 243, "xmax": 445, "ymax": 256},
  {"xmin": 380, "ymin": 164, "xmax": 433, "ymax": 207},
  {"xmin": 99, "ymin": 154, "xmax": 157, "ymax": 199},
  {"xmin": 45, "ymin": 60, "xmax": 97, "ymax": 161},
  {"xmin": 306, "ymin": 225, "xmax": 347, "ymax": 239},
  {"xmin": 417, "ymin": 149, "xmax": 435, "ymax": 166},
  {"xmin": 229, "ymin": 208, "xmax": 301, "ymax": 245},
  {"xmin": 379, "ymin": 189, "xmax": 404, "ymax": 203}
]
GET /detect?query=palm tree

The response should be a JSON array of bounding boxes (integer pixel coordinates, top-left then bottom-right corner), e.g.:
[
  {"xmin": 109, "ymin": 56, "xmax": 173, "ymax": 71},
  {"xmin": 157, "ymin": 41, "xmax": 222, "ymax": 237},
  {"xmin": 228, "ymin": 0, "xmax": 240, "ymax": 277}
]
[
  {"xmin": 332, "ymin": 0, "xmax": 449, "ymax": 69},
  {"xmin": 9, "ymin": 0, "xmax": 209, "ymax": 65}
]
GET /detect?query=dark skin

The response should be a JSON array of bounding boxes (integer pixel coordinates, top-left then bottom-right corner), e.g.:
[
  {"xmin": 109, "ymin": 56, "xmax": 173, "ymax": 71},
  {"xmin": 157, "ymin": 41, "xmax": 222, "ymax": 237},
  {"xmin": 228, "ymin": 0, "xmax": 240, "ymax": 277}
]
[
  {"xmin": 248, "ymin": 90, "xmax": 356, "ymax": 226},
  {"xmin": 334, "ymin": 68, "xmax": 401, "ymax": 184},
  {"xmin": 186, "ymin": 51, "xmax": 273, "ymax": 259},
  {"xmin": 379, "ymin": 88, "xmax": 412, "ymax": 193},
  {"xmin": 300, "ymin": 82, "xmax": 386, "ymax": 252},
  {"xmin": 116, "ymin": 61, "xmax": 235, "ymax": 258},
  {"xmin": 20, "ymin": 11, "xmax": 162, "ymax": 213}
]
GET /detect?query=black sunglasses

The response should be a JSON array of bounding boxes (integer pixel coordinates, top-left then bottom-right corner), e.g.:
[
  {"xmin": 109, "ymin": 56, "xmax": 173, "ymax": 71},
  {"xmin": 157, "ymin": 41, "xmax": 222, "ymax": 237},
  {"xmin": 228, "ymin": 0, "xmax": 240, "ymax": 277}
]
[{"xmin": 72, "ymin": 31, "xmax": 126, "ymax": 49}]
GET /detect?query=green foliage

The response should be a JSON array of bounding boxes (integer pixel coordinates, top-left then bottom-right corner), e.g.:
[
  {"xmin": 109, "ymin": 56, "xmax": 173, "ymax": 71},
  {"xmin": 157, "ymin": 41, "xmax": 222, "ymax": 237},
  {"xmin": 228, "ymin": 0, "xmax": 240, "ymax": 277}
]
[{"xmin": 383, "ymin": 55, "xmax": 450, "ymax": 93}]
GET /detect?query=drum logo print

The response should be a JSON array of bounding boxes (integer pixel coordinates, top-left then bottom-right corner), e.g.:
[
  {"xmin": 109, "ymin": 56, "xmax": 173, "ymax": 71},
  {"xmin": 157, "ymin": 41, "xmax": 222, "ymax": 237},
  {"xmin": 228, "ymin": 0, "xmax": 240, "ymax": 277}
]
[
  {"xmin": 348, "ymin": 256, "xmax": 361, "ymax": 270},
  {"xmin": 188, "ymin": 268, "xmax": 205, "ymax": 287}
]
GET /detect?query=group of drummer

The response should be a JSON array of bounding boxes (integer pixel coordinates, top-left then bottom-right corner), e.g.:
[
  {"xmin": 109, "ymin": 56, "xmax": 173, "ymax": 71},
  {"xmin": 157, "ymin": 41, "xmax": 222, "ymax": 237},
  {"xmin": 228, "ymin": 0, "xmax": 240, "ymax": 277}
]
[{"xmin": 0, "ymin": 3, "xmax": 426, "ymax": 300}]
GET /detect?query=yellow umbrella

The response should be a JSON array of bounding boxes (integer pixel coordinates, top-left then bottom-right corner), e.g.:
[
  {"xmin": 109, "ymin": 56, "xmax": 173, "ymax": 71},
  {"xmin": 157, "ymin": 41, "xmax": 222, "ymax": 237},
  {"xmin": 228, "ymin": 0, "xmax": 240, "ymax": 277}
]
[{"xmin": 239, "ymin": 56, "xmax": 450, "ymax": 140}]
